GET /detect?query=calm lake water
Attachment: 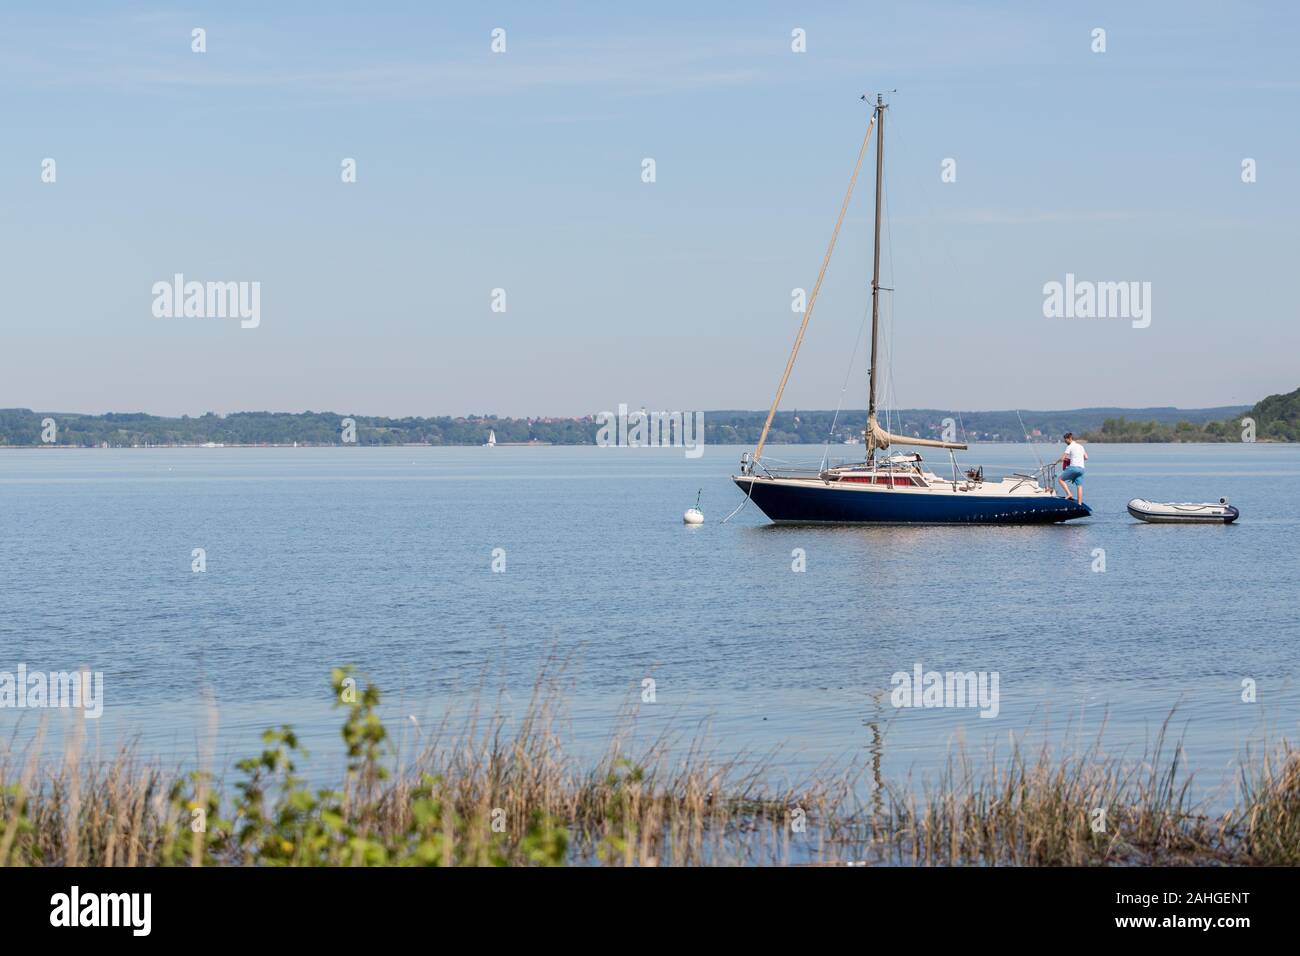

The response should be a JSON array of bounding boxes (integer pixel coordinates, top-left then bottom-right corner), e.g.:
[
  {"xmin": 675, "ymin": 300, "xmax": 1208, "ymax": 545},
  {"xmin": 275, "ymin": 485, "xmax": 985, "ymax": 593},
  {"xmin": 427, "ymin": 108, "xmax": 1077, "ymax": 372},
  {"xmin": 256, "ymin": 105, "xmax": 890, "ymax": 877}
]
[{"xmin": 2, "ymin": 443, "xmax": 1297, "ymax": 809}]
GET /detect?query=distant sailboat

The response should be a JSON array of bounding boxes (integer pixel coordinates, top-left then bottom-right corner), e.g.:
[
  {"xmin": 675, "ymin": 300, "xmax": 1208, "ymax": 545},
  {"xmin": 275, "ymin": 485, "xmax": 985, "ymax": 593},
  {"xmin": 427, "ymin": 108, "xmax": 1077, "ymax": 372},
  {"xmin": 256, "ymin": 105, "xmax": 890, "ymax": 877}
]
[
  {"xmin": 485, "ymin": 429, "xmax": 497, "ymax": 447},
  {"xmin": 733, "ymin": 95, "xmax": 1089, "ymax": 525}
]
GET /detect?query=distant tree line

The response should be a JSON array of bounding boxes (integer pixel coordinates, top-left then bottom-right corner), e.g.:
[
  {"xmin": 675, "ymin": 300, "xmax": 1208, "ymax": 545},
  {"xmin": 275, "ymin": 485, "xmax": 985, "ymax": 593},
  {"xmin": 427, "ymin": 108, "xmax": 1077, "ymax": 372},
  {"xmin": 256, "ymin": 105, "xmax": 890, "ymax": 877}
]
[
  {"xmin": 0, "ymin": 410, "xmax": 593, "ymax": 447},
  {"xmin": 1081, "ymin": 386, "xmax": 1300, "ymax": 443},
  {"xmin": 0, "ymin": 391, "xmax": 1291, "ymax": 447}
]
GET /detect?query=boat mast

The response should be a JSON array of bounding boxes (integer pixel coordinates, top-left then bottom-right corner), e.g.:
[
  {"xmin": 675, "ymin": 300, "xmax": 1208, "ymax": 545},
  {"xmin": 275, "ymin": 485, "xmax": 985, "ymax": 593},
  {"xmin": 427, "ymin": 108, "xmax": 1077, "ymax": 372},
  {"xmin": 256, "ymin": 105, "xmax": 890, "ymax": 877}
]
[
  {"xmin": 867, "ymin": 93, "xmax": 887, "ymax": 464},
  {"xmin": 857, "ymin": 92, "xmax": 966, "ymax": 459}
]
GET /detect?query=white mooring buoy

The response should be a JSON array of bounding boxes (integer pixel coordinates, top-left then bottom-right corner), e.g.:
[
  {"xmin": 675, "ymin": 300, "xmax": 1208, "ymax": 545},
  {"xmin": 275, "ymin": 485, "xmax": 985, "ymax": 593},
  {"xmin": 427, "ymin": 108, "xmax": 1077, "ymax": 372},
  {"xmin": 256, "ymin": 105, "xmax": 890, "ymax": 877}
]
[{"xmin": 683, "ymin": 489, "xmax": 705, "ymax": 525}]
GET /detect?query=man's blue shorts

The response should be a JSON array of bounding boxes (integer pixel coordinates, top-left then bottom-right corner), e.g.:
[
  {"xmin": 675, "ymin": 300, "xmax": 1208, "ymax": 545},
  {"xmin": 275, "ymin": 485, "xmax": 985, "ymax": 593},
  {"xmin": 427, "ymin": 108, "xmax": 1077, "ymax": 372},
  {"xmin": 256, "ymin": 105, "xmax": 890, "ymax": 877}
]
[{"xmin": 1060, "ymin": 465, "xmax": 1085, "ymax": 486}]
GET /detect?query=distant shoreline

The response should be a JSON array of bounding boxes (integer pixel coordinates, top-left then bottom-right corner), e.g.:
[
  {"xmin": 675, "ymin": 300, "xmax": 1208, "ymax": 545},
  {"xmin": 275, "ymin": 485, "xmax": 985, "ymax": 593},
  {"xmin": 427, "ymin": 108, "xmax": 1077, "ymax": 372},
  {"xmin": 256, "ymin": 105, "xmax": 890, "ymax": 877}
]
[
  {"xmin": 4, "ymin": 438, "xmax": 1292, "ymax": 451},
  {"xmin": 5, "ymin": 399, "xmax": 1290, "ymax": 447}
]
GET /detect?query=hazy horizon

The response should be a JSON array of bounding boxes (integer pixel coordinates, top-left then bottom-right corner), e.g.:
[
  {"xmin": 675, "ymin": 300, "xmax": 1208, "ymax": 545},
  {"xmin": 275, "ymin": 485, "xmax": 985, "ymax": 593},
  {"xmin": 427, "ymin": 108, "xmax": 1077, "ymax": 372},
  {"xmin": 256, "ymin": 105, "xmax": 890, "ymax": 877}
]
[
  {"xmin": 3, "ymin": 401, "xmax": 1256, "ymax": 420},
  {"xmin": 4, "ymin": 1, "xmax": 1296, "ymax": 417}
]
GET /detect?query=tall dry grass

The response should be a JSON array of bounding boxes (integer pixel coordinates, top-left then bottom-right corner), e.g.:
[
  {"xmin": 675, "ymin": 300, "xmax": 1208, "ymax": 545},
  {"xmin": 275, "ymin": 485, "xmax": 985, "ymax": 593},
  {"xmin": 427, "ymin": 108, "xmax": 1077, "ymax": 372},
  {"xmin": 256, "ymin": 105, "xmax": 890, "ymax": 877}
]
[{"xmin": 2, "ymin": 674, "xmax": 1297, "ymax": 866}]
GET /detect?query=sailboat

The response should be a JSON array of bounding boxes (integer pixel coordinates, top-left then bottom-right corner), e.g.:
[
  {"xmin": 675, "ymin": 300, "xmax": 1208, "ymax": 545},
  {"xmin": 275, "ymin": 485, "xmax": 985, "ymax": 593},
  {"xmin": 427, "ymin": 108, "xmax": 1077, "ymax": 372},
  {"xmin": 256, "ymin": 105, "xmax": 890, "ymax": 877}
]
[
  {"xmin": 485, "ymin": 429, "xmax": 497, "ymax": 447},
  {"xmin": 733, "ymin": 95, "xmax": 1089, "ymax": 525}
]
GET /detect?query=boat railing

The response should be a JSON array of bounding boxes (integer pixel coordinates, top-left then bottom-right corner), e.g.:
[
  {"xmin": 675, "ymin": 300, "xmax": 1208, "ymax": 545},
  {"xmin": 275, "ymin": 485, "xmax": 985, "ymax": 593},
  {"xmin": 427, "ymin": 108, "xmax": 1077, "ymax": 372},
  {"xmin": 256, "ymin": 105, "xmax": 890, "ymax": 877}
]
[
  {"xmin": 1036, "ymin": 461, "xmax": 1058, "ymax": 491},
  {"xmin": 1006, "ymin": 461, "xmax": 1057, "ymax": 493},
  {"xmin": 741, "ymin": 453, "xmax": 826, "ymax": 479},
  {"xmin": 745, "ymin": 454, "xmax": 933, "ymax": 483}
]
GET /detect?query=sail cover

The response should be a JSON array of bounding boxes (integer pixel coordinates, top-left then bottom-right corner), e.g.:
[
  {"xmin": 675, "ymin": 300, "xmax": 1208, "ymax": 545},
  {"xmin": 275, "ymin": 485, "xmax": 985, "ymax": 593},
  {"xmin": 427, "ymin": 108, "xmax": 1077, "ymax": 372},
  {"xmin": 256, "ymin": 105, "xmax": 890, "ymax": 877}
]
[{"xmin": 867, "ymin": 415, "xmax": 967, "ymax": 451}]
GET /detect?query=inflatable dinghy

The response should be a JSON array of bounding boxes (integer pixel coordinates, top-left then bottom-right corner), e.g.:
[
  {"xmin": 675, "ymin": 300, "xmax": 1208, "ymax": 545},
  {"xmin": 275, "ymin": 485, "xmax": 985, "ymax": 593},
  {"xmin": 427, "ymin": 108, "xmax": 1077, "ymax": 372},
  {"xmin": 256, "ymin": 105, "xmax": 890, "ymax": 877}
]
[{"xmin": 1127, "ymin": 497, "xmax": 1239, "ymax": 524}]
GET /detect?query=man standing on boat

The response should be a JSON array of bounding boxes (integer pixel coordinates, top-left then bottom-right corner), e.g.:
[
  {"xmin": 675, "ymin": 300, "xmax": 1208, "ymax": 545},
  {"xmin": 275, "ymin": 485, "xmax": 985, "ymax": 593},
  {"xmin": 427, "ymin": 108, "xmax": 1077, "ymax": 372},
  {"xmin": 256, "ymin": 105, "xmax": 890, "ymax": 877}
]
[{"xmin": 1056, "ymin": 432, "xmax": 1088, "ymax": 504}]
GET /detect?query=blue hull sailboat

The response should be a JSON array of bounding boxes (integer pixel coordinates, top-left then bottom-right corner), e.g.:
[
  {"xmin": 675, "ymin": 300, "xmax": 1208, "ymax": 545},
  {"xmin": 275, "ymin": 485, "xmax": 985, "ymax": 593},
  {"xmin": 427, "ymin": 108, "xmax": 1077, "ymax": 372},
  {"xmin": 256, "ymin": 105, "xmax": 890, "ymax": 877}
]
[
  {"xmin": 739, "ymin": 461, "xmax": 1089, "ymax": 524},
  {"xmin": 733, "ymin": 95, "xmax": 1089, "ymax": 526}
]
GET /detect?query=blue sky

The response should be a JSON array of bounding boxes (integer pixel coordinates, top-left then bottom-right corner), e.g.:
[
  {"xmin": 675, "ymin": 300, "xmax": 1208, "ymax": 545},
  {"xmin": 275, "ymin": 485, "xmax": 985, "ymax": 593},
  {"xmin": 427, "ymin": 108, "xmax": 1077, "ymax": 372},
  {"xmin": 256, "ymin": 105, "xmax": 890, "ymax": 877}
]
[{"xmin": 2, "ymin": 1, "xmax": 1297, "ymax": 417}]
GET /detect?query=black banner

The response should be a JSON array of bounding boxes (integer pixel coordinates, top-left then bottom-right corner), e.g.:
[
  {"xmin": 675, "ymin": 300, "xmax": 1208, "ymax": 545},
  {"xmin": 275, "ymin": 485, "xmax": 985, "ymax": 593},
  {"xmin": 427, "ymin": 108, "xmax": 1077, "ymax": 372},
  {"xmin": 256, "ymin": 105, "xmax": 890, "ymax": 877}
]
[{"xmin": 0, "ymin": 865, "xmax": 1274, "ymax": 941}]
